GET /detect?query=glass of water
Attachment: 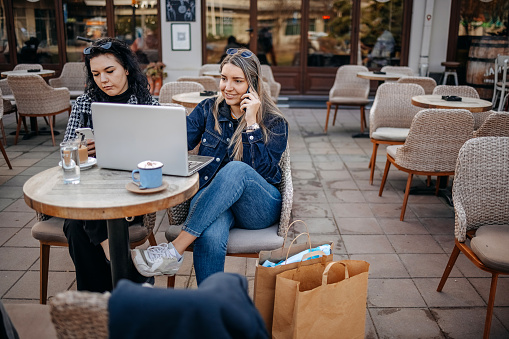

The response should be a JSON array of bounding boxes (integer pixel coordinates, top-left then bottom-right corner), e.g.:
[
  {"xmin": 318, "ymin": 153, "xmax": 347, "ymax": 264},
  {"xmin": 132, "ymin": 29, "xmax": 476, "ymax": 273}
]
[{"xmin": 60, "ymin": 140, "xmax": 80, "ymax": 184}]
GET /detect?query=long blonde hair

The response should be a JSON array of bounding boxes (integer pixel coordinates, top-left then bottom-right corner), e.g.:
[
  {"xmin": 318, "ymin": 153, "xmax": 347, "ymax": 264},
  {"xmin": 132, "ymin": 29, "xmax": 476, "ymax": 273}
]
[{"xmin": 212, "ymin": 49, "xmax": 285, "ymax": 160}]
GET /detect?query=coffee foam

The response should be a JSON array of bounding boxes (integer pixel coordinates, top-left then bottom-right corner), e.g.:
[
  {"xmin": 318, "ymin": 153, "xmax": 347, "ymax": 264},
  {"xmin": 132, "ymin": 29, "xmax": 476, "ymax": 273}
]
[{"xmin": 138, "ymin": 160, "xmax": 163, "ymax": 169}]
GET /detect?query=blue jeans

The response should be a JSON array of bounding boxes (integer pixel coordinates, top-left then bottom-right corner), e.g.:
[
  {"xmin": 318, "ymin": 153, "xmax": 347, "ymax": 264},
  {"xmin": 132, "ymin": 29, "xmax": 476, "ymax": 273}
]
[{"xmin": 182, "ymin": 161, "xmax": 282, "ymax": 285}]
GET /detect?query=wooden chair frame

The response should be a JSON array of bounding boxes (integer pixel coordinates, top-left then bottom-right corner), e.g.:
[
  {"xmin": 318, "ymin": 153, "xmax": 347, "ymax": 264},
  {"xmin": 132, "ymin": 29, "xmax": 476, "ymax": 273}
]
[
  {"xmin": 438, "ymin": 230, "xmax": 509, "ymax": 339},
  {"xmin": 379, "ymin": 153, "xmax": 454, "ymax": 221}
]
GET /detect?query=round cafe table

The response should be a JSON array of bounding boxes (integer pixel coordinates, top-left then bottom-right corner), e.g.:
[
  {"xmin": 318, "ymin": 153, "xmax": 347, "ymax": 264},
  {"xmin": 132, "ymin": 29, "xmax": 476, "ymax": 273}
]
[
  {"xmin": 411, "ymin": 95, "xmax": 492, "ymax": 113},
  {"xmin": 172, "ymin": 91, "xmax": 218, "ymax": 109},
  {"xmin": 23, "ymin": 166, "xmax": 199, "ymax": 287},
  {"xmin": 202, "ymin": 71, "xmax": 221, "ymax": 78},
  {"xmin": 1, "ymin": 69, "xmax": 55, "ymax": 78},
  {"xmin": 356, "ymin": 71, "xmax": 405, "ymax": 82}
]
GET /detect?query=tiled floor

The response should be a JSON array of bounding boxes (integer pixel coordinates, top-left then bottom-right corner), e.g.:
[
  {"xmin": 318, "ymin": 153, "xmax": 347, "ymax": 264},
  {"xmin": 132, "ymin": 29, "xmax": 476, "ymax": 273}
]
[{"xmin": 0, "ymin": 105, "xmax": 507, "ymax": 338}]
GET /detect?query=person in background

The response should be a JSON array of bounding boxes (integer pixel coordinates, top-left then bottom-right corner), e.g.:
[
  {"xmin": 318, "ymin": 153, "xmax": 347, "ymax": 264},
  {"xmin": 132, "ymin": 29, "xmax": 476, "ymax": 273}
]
[
  {"xmin": 63, "ymin": 37, "xmax": 158, "ymax": 292},
  {"xmin": 132, "ymin": 48, "xmax": 288, "ymax": 285}
]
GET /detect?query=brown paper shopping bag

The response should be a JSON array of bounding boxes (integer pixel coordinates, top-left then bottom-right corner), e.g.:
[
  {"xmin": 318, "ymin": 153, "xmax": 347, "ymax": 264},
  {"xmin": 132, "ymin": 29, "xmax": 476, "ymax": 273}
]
[
  {"xmin": 272, "ymin": 260, "xmax": 370, "ymax": 339},
  {"xmin": 253, "ymin": 221, "xmax": 334, "ymax": 334}
]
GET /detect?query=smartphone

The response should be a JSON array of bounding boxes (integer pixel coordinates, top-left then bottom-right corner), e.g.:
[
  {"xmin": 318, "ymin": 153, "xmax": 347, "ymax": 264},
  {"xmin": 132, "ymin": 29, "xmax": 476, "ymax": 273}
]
[
  {"xmin": 243, "ymin": 87, "xmax": 250, "ymax": 112},
  {"xmin": 75, "ymin": 127, "xmax": 94, "ymax": 140}
]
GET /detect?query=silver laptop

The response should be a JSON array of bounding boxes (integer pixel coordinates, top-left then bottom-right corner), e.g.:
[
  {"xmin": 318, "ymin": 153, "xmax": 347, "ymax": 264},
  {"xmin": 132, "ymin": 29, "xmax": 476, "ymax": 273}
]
[{"xmin": 91, "ymin": 102, "xmax": 213, "ymax": 176}]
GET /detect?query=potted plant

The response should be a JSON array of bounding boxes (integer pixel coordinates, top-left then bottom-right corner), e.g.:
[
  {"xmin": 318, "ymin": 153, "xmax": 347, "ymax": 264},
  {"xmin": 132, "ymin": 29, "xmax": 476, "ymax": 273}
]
[{"xmin": 144, "ymin": 61, "xmax": 167, "ymax": 96}]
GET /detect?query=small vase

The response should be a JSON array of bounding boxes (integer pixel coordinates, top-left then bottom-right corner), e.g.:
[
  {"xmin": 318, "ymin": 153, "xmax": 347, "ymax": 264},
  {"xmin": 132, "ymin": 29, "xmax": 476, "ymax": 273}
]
[
  {"xmin": 153, "ymin": 77, "xmax": 162, "ymax": 96},
  {"xmin": 147, "ymin": 76, "xmax": 155, "ymax": 94}
]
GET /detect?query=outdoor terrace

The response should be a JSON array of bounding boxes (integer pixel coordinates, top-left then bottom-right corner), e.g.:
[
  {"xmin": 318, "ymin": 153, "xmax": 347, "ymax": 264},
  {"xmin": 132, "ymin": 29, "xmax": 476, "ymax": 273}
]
[{"xmin": 0, "ymin": 103, "xmax": 507, "ymax": 338}]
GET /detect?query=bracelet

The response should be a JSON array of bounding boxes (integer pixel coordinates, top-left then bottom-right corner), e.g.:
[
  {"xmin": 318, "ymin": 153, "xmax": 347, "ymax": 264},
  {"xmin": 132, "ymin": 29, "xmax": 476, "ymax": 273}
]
[{"xmin": 246, "ymin": 123, "xmax": 260, "ymax": 131}]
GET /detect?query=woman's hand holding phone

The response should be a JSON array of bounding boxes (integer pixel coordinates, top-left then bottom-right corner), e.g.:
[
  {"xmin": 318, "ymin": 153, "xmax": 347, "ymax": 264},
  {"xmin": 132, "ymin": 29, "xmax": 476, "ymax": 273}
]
[{"xmin": 241, "ymin": 87, "xmax": 260, "ymax": 126}]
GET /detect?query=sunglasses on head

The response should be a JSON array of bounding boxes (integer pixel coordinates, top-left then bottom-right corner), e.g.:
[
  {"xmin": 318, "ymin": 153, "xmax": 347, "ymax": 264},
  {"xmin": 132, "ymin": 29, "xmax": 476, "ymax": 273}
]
[
  {"xmin": 83, "ymin": 41, "xmax": 113, "ymax": 55},
  {"xmin": 226, "ymin": 48, "xmax": 253, "ymax": 58}
]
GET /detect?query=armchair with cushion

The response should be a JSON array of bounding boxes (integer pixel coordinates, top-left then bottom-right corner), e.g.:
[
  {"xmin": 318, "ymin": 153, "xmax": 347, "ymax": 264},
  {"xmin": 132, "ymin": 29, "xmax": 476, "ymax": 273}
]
[
  {"xmin": 0, "ymin": 89, "xmax": 12, "ymax": 169},
  {"xmin": 437, "ymin": 137, "xmax": 509, "ymax": 339},
  {"xmin": 177, "ymin": 76, "xmax": 218, "ymax": 92},
  {"xmin": 378, "ymin": 109, "xmax": 474, "ymax": 221},
  {"xmin": 396, "ymin": 76, "xmax": 436, "ymax": 94},
  {"xmin": 261, "ymin": 65, "xmax": 281, "ymax": 103},
  {"xmin": 368, "ymin": 83, "xmax": 424, "ymax": 185},
  {"xmin": 13, "ymin": 63, "xmax": 43, "ymax": 71},
  {"xmin": 7, "ymin": 74, "xmax": 71, "ymax": 146},
  {"xmin": 165, "ymin": 145, "xmax": 293, "ymax": 287},
  {"xmin": 325, "ymin": 65, "xmax": 370, "ymax": 134},
  {"xmin": 158, "ymin": 81, "xmax": 205, "ymax": 105},
  {"xmin": 49, "ymin": 62, "xmax": 86, "ymax": 99},
  {"xmin": 31, "ymin": 212, "xmax": 157, "ymax": 304}
]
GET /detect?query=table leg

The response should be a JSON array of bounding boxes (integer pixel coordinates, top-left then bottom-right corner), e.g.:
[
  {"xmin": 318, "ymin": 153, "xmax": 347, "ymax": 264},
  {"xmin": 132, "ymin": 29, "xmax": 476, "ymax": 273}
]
[{"xmin": 107, "ymin": 218, "xmax": 130, "ymax": 288}]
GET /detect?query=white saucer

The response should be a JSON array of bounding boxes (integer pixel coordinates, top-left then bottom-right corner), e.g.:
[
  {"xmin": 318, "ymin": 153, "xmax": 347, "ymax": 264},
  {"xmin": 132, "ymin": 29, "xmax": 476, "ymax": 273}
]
[{"xmin": 59, "ymin": 157, "xmax": 97, "ymax": 170}]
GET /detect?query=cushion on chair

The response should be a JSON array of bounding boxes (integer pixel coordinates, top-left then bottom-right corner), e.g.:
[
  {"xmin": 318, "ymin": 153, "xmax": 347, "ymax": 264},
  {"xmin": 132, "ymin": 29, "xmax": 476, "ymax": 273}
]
[
  {"xmin": 166, "ymin": 224, "xmax": 283, "ymax": 254},
  {"xmin": 386, "ymin": 145, "xmax": 403, "ymax": 159},
  {"xmin": 371, "ymin": 127, "xmax": 409, "ymax": 141},
  {"xmin": 32, "ymin": 218, "xmax": 149, "ymax": 244},
  {"xmin": 227, "ymin": 224, "xmax": 283, "ymax": 253},
  {"xmin": 329, "ymin": 97, "xmax": 370, "ymax": 105},
  {"xmin": 470, "ymin": 225, "xmax": 509, "ymax": 272},
  {"xmin": 32, "ymin": 217, "xmax": 68, "ymax": 243}
]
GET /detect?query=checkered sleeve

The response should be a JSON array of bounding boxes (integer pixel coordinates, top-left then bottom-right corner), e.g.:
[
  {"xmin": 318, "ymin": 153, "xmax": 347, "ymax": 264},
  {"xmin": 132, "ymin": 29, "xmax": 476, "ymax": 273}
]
[{"xmin": 64, "ymin": 94, "xmax": 92, "ymax": 142}]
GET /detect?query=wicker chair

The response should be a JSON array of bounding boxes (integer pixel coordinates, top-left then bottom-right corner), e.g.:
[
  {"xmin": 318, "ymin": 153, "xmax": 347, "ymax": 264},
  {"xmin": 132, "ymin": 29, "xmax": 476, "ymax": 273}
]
[
  {"xmin": 381, "ymin": 66, "xmax": 415, "ymax": 76},
  {"xmin": 325, "ymin": 65, "xmax": 370, "ymax": 134},
  {"xmin": 261, "ymin": 65, "xmax": 281, "ymax": 103},
  {"xmin": 49, "ymin": 62, "xmax": 86, "ymax": 99},
  {"xmin": 198, "ymin": 64, "xmax": 221, "ymax": 87},
  {"xmin": 177, "ymin": 76, "xmax": 218, "ymax": 92},
  {"xmin": 378, "ymin": 109, "xmax": 474, "ymax": 221},
  {"xmin": 198, "ymin": 63, "xmax": 220, "ymax": 76},
  {"xmin": 396, "ymin": 76, "xmax": 436, "ymax": 94},
  {"xmin": 7, "ymin": 74, "xmax": 71, "ymax": 146},
  {"xmin": 368, "ymin": 83, "xmax": 424, "ymax": 185},
  {"xmin": 165, "ymin": 145, "xmax": 293, "ymax": 287},
  {"xmin": 158, "ymin": 81, "xmax": 205, "ymax": 105},
  {"xmin": 0, "ymin": 89, "xmax": 12, "ymax": 169},
  {"xmin": 50, "ymin": 290, "xmax": 109, "ymax": 338},
  {"xmin": 473, "ymin": 111, "xmax": 509, "ymax": 137},
  {"xmin": 437, "ymin": 137, "xmax": 509, "ymax": 339},
  {"xmin": 31, "ymin": 212, "xmax": 157, "ymax": 304},
  {"xmin": 432, "ymin": 85, "xmax": 480, "ymax": 99},
  {"xmin": 13, "ymin": 63, "xmax": 43, "ymax": 71},
  {"xmin": 492, "ymin": 54, "xmax": 509, "ymax": 111}
]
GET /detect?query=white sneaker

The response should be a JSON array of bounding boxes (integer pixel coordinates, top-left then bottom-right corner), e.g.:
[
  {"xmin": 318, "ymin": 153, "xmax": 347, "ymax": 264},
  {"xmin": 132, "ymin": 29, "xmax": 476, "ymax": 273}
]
[{"xmin": 131, "ymin": 243, "xmax": 183, "ymax": 277}]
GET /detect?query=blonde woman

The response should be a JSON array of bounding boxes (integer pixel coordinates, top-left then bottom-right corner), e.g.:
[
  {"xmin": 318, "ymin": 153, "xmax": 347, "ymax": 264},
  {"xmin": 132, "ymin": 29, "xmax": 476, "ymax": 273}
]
[{"xmin": 133, "ymin": 49, "xmax": 288, "ymax": 284}]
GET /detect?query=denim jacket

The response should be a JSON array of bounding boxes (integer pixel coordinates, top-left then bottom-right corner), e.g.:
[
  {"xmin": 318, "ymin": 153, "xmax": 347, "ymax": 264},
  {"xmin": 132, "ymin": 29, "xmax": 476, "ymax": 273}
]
[{"xmin": 187, "ymin": 98, "xmax": 288, "ymax": 189}]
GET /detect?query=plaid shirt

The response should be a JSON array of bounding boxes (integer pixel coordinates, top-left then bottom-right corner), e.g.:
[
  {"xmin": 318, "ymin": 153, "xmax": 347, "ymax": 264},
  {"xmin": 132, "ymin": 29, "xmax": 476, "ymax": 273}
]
[{"xmin": 64, "ymin": 93, "xmax": 159, "ymax": 142}]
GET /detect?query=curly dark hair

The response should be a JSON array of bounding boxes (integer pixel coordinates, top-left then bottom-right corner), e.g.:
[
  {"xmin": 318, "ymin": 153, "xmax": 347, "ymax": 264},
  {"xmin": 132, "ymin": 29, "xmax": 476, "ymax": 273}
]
[{"xmin": 83, "ymin": 37, "xmax": 152, "ymax": 104}]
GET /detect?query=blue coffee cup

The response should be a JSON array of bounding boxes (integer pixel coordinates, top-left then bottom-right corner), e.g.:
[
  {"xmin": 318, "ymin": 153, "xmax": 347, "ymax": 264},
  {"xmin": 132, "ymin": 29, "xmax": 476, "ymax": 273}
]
[{"xmin": 132, "ymin": 160, "xmax": 163, "ymax": 189}]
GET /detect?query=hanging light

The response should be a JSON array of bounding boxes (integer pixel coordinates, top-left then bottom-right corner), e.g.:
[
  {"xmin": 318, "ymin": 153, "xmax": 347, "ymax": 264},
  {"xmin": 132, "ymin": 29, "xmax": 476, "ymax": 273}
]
[
  {"xmin": 376, "ymin": 0, "xmax": 390, "ymax": 3},
  {"xmin": 480, "ymin": 0, "xmax": 493, "ymax": 2},
  {"xmin": 27, "ymin": 0, "xmax": 40, "ymax": 2}
]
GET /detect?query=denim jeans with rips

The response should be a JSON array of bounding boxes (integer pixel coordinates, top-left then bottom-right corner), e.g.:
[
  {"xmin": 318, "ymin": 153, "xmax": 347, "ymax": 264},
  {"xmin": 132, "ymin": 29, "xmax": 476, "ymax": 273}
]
[{"xmin": 182, "ymin": 161, "xmax": 282, "ymax": 285}]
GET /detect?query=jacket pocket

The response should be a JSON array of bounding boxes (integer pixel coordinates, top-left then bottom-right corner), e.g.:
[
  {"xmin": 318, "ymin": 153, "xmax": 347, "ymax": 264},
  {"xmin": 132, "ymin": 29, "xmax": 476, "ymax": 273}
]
[{"xmin": 200, "ymin": 130, "xmax": 221, "ymax": 149}]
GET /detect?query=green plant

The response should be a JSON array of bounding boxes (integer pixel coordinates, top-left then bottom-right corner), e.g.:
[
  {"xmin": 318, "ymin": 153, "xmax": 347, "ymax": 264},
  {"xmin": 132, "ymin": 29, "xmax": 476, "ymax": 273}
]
[{"xmin": 144, "ymin": 61, "xmax": 167, "ymax": 79}]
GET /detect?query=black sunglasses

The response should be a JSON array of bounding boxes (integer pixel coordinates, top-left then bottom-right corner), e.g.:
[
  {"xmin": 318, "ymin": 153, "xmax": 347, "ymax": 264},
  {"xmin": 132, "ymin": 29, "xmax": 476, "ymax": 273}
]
[
  {"xmin": 83, "ymin": 41, "xmax": 113, "ymax": 55},
  {"xmin": 226, "ymin": 48, "xmax": 253, "ymax": 58}
]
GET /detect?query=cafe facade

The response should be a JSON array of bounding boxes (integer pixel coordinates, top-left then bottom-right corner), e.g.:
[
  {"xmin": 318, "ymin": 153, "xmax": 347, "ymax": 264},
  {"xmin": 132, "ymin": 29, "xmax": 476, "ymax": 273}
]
[{"xmin": 1, "ymin": 0, "xmax": 507, "ymax": 96}]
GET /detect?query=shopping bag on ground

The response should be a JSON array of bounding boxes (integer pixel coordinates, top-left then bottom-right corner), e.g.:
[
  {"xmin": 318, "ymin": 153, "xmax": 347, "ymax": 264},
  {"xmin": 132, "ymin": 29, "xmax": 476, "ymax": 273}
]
[
  {"xmin": 272, "ymin": 260, "xmax": 370, "ymax": 339},
  {"xmin": 253, "ymin": 220, "xmax": 334, "ymax": 334}
]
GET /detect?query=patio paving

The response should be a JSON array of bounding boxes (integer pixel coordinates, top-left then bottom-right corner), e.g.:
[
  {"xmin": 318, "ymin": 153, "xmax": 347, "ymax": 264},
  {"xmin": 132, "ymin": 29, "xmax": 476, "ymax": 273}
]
[{"xmin": 0, "ymin": 104, "xmax": 507, "ymax": 338}]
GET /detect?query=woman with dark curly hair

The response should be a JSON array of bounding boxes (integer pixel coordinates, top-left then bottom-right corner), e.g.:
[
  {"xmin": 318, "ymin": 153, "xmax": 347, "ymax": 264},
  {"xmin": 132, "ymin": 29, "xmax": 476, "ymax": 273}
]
[{"xmin": 63, "ymin": 37, "xmax": 158, "ymax": 292}]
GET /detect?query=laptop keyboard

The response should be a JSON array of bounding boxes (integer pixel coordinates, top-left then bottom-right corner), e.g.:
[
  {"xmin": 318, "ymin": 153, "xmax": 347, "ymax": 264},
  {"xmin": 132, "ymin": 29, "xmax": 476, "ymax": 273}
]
[{"xmin": 188, "ymin": 160, "xmax": 202, "ymax": 169}]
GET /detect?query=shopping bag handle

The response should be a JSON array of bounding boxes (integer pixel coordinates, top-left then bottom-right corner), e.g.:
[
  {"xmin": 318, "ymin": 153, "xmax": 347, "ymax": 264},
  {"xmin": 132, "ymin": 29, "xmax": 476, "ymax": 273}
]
[
  {"xmin": 284, "ymin": 232, "xmax": 312, "ymax": 264},
  {"xmin": 322, "ymin": 262, "xmax": 349, "ymax": 286},
  {"xmin": 282, "ymin": 219, "xmax": 311, "ymax": 249}
]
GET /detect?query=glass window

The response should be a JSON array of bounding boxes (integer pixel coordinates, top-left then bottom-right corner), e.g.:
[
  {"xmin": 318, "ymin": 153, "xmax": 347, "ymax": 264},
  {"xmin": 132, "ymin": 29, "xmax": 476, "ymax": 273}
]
[
  {"xmin": 205, "ymin": 0, "xmax": 251, "ymax": 64},
  {"xmin": 360, "ymin": 0, "xmax": 403, "ymax": 69},
  {"xmin": 14, "ymin": 0, "xmax": 59, "ymax": 64},
  {"xmin": 307, "ymin": 0, "xmax": 352, "ymax": 68},
  {"xmin": 114, "ymin": 0, "xmax": 160, "ymax": 66},
  {"xmin": 0, "ymin": 0, "xmax": 9, "ymax": 65},
  {"xmin": 258, "ymin": 0, "xmax": 301, "ymax": 67},
  {"xmin": 63, "ymin": 0, "xmax": 107, "ymax": 62}
]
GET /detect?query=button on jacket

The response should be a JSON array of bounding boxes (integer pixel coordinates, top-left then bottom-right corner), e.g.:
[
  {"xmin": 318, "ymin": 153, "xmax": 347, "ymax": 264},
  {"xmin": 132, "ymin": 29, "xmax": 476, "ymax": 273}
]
[{"xmin": 187, "ymin": 98, "xmax": 288, "ymax": 189}]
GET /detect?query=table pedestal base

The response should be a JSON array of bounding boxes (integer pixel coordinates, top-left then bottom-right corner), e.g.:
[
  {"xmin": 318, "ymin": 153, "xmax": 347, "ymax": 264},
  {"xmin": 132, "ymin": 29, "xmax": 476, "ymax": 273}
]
[{"xmin": 107, "ymin": 219, "xmax": 131, "ymax": 288}]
